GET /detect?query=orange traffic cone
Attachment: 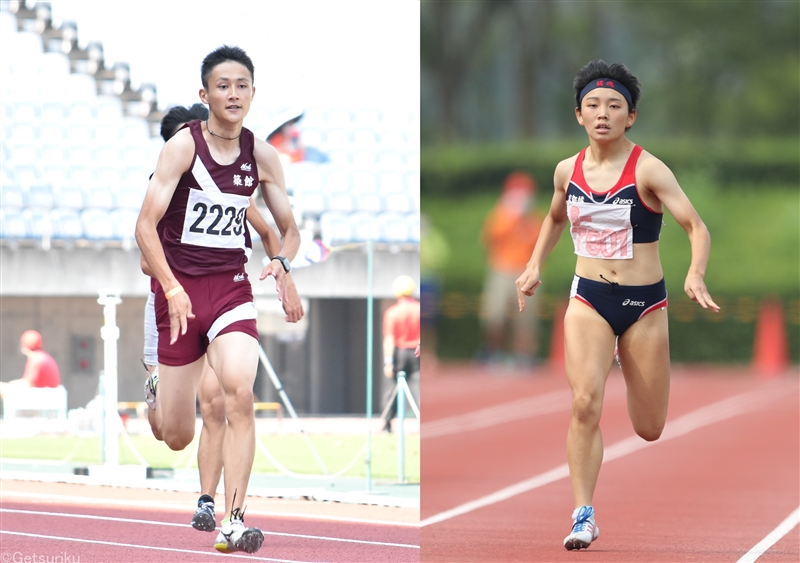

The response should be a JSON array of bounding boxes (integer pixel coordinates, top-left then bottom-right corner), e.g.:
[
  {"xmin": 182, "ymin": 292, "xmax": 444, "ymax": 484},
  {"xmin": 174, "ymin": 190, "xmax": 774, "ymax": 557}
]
[
  {"xmin": 752, "ymin": 297, "xmax": 789, "ymax": 378},
  {"xmin": 549, "ymin": 300, "xmax": 567, "ymax": 374}
]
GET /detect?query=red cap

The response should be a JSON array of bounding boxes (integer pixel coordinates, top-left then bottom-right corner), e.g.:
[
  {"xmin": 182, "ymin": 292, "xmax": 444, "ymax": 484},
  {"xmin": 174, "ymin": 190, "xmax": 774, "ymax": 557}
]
[
  {"xmin": 20, "ymin": 330, "xmax": 42, "ymax": 350},
  {"xmin": 503, "ymin": 171, "xmax": 536, "ymax": 194}
]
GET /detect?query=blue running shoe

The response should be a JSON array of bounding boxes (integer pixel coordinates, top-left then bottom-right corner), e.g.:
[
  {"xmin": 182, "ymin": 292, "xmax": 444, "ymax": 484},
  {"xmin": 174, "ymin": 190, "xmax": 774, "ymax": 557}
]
[{"xmin": 563, "ymin": 505, "xmax": 599, "ymax": 550}]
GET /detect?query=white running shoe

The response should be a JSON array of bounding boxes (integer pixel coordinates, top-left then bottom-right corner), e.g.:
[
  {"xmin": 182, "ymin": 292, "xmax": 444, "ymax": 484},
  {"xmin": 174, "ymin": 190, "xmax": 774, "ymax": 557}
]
[
  {"xmin": 214, "ymin": 507, "xmax": 264, "ymax": 554},
  {"xmin": 144, "ymin": 366, "xmax": 158, "ymax": 411},
  {"xmin": 563, "ymin": 505, "xmax": 599, "ymax": 550}
]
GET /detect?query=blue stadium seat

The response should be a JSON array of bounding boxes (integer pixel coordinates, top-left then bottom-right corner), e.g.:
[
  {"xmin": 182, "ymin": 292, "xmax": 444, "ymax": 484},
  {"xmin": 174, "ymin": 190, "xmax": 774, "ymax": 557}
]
[
  {"xmin": 326, "ymin": 192, "xmax": 355, "ymax": 213},
  {"xmin": 50, "ymin": 209, "xmax": 83, "ymax": 239},
  {"xmin": 22, "ymin": 207, "xmax": 52, "ymax": 239},
  {"xmin": 109, "ymin": 208, "xmax": 139, "ymax": 240},
  {"xmin": 81, "ymin": 208, "xmax": 114, "ymax": 240},
  {"xmin": 354, "ymin": 192, "xmax": 382, "ymax": 213},
  {"xmin": 348, "ymin": 212, "xmax": 379, "ymax": 242},
  {"xmin": 1, "ymin": 184, "xmax": 26, "ymax": 208},
  {"xmin": 351, "ymin": 170, "xmax": 378, "ymax": 196},
  {"xmin": 26, "ymin": 184, "xmax": 55, "ymax": 209},
  {"xmin": 85, "ymin": 187, "xmax": 116, "ymax": 210},
  {"xmin": 0, "ymin": 208, "xmax": 27, "ymax": 239},
  {"xmin": 54, "ymin": 185, "xmax": 86, "ymax": 210},
  {"xmin": 383, "ymin": 193, "xmax": 412, "ymax": 214},
  {"xmin": 116, "ymin": 186, "xmax": 145, "ymax": 210},
  {"xmin": 320, "ymin": 212, "xmax": 352, "ymax": 247},
  {"xmin": 376, "ymin": 212, "xmax": 410, "ymax": 243}
]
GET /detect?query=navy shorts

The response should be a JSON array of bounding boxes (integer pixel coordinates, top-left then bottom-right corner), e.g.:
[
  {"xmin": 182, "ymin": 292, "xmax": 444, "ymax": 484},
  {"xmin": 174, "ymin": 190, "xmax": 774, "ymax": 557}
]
[
  {"xmin": 570, "ymin": 275, "xmax": 668, "ymax": 336},
  {"xmin": 154, "ymin": 268, "xmax": 259, "ymax": 366}
]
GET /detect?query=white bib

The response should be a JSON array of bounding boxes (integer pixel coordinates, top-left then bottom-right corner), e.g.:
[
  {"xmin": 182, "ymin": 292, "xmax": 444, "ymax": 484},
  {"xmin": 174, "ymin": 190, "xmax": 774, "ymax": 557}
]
[
  {"xmin": 181, "ymin": 189, "xmax": 250, "ymax": 250},
  {"xmin": 568, "ymin": 201, "xmax": 633, "ymax": 259}
]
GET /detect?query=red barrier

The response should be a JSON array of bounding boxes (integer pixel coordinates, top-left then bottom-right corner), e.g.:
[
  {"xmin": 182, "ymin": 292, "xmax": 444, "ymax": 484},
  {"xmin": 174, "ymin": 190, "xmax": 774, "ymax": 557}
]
[{"xmin": 752, "ymin": 298, "xmax": 789, "ymax": 377}]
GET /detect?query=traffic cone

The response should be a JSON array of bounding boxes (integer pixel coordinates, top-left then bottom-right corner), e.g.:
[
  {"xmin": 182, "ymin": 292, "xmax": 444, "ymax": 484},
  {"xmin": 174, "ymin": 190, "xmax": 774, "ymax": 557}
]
[
  {"xmin": 549, "ymin": 300, "xmax": 567, "ymax": 374},
  {"xmin": 752, "ymin": 297, "xmax": 789, "ymax": 377}
]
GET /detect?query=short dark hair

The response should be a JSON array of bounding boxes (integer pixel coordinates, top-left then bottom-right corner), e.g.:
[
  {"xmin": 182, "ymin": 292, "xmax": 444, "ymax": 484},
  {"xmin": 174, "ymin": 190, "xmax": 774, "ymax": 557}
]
[
  {"xmin": 573, "ymin": 59, "xmax": 641, "ymax": 112},
  {"xmin": 160, "ymin": 103, "xmax": 208, "ymax": 142},
  {"xmin": 201, "ymin": 45, "xmax": 255, "ymax": 89}
]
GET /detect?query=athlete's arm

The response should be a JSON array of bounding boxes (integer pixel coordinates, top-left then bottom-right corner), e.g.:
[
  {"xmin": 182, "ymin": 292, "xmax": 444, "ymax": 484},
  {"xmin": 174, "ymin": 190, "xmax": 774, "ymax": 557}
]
[
  {"xmin": 253, "ymin": 138, "xmax": 302, "ymax": 310},
  {"xmin": 135, "ymin": 129, "xmax": 196, "ymax": 344},
  {"xmin": 245, "ymin": 199, "xmax": 280, "ymax": 258},
  {"xmin": 515, "ymin": 158, "xmax": 572, "ymax": 311},
  {"xmin": 245, "ymin": 200, "xmax": 304, "ymax": 323},
  {"xmin": 639, "ymin": 154, "xmax": 719, "ymax": 312}
]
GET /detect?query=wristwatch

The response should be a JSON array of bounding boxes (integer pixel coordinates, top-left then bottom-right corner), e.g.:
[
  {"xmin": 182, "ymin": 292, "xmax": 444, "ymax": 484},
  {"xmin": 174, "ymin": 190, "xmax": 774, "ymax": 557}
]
[{"xmin": 272, "ymin": 255, "xmax": 292, "ymax": 273}]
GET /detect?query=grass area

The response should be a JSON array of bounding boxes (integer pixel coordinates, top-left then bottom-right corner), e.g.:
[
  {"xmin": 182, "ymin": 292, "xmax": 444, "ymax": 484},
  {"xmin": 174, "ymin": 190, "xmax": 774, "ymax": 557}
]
[
  {"xmin": 423, "ymin": 182, "xmax": 800, "ymax": 298},
  {"xmin": 0, "ymin": 432, "xmax": 419, "ymax": 483}
]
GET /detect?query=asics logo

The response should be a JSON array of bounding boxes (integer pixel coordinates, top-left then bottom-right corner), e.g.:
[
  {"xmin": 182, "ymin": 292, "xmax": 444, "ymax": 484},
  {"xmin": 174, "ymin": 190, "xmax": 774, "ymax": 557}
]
[
  {"xmin": 622, "ymin": 299, "xmax": 645, "ymax": 306},
  {"xmin": 233, "ymin": 273, "xmax": 245, "ymax": 282},
  {"xmin": 612, "ymin": 197, "xmax": 634, "ymax": 205},
  {"xmin": 240, "ymin": 162, "xmax": 252, "ymax": 171}
]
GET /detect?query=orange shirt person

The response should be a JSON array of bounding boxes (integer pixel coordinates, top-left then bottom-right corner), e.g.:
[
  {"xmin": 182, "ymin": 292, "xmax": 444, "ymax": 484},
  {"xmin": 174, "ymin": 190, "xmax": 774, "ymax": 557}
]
[
  {"xmin": 0, "ymin": 330, "xmax": 60, "ymax": 395},
  {"xmin": 381, "ymin": 275, "xmax": 420, "ymax": 432}
]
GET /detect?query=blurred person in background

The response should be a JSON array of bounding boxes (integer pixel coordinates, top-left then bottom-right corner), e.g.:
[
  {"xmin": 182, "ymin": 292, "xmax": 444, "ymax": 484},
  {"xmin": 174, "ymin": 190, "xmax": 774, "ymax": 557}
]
[
  {"xmin": 516, "ymin": 59, "xmax": 719, "ymax": 551},
  {"xmin": 140, "ymin": 103, "xmax": 303, "ymax": 537},
  {"xmin": 381, "ymin": 275, "xmax": 421, "ymax": 433},
  {"xmin": 266, "ymin": 107, "xmax": 328, "ymax": 164},
  {"xmin": 0, "ymin": 330, "xmax": 61, "ymax": 398},
  {"xmin": 480, "ymin": 171, "xmax": 543, "ymax": 369}
]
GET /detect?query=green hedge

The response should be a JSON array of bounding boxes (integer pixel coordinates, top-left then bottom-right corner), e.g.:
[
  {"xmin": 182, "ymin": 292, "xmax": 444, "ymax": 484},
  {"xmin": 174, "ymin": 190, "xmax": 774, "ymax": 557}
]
[{"xmin": 421, "ymin": 137, "xmax": 799, "ymax": 197}]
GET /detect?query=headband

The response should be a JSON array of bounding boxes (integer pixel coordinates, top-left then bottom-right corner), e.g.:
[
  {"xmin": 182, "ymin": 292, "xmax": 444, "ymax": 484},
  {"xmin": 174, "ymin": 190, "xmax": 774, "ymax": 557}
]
[{"xmin": 578, "ymin": 78, "xmax": 633, "ymax": 108}]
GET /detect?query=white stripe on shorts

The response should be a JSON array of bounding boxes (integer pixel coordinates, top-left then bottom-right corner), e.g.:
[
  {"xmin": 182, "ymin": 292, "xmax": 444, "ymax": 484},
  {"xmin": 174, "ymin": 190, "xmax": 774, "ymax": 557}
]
[
  {"xmin": 143, "ymin": 291, "xmax": 158, "ymax": 366},
  {"xmin": 207, "ymin": 302, "xmax": 257, "ymax": 343}
]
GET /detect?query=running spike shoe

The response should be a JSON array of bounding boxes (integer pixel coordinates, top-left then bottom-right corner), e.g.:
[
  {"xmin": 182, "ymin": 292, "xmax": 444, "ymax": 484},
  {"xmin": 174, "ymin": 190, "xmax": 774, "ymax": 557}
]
[
  {"xmin": 143, "ymin": 363, "xmax": 159, "ymax": 411},
  {"xmin": 214, "ymin": 507, "xmax": 264, "ymax": 554},
  {"xmin": 191, "ymin": 495, "xmax": 216, "ymax": 532},
  {"xmin": 563, "ymin": 505, "xmax": 600, "ymax": 550}
]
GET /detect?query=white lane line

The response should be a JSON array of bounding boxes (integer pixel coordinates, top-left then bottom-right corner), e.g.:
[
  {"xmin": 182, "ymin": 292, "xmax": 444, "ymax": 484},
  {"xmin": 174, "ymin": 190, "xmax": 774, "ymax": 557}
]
[
  {"xmin": 421, "ymin": 385, "xmax": 785, "ymax": 527},
  {"xmin": 0, "ymin": 530, "xmax": 307, "ymax": 563},
  {"xmin": 422, "ymin": 389, "xmax": 576, "ymax": 439},
  {"xmin": 736, "ymin": 506, "xmax": 800, "ymax": 563},
  {"xmin": 0, "ymin": 490, "xmax": 417, "ymax": 528},
  {"xmin": 0, "ymin": 508, "xmax": 419, "ymax": 549}
]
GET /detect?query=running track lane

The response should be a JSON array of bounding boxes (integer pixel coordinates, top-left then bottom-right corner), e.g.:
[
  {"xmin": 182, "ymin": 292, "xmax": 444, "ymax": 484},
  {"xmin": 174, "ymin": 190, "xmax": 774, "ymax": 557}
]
[
  {"xmin": 420, "ymin": 365, "xmax": 799, "ymax": 562},
  {"xmin": 0, "ymin": 500, "xmax": 419, "ymax": 562}
]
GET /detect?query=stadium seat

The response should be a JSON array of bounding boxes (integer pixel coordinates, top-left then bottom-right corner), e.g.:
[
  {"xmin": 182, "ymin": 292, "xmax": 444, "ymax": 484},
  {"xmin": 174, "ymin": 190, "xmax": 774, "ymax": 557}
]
[
  {"xmin": 49, "ymin": 209, "xmax": 83, "ymax": 239},
  {"xmin": 85, "ymin": 187, "xmax": 116, "ymax": 210},
  {"xmin": 376, "ymin": 212, "xmax": 410, "ymax": 243},
  {"xmin": 352, "ymin": 150, "xmax": 378, "ymax": 170},
  {"xmin": 384, "ymin": 192, "xmax": 412, "ymax": 214},
  {"xmin": 377, "ymin": 171, "xmax": 406, "ymax": 195},
  {"xmin": 54, "ymin": 185, "xmax": 86, "ymax": 210},
  {"xmin": 406, "ymin": 213, "xmax": 420, "ymax": 243},
  {"xmin": 326, "ymin": 192, "xmax": 355, "ymax": 214},
  {"xmin": 116, "ymin": 186, "xmax": 145, "ymax": 210},
  {"xmin": 351, "ymin": 170, "xmax": 378, "ymax": 195},
  {"xmin": 319, "ymin": 212, "xmax": 352, "ymax": 246},
  {"xmin": 26, "ymin": 183, "xmax": 55, "ymax": 209},
  {"xmin": 0, "ymin": 208, "xmax": 27, "ymax": 239},
  {"xmin": 297, "ymin": 188, "xmax": 326, "ymax": 219},
  {"xmin": 322, "ymin": 168, "xmax": 351, "ymax": 193},
  {"xmin": 348, "ymin": 212, "xmax": 379, "ymax": 242},
  {"xmin": 1, "ymin": 183, "xmax": 26, "ymax": 208},
  {"xmin": 22, "ymin": 207, "xmax": 52, "ymax": 239},
  {"xmin": 38, "ymin": 51, "xmax": 70, "ymax": 79},
  {"xmin": 377, "ymin": 150, "xmax": 405, "ymax": 169},
  {"xmin": 96, "ymin": 95, "xmax": 123, "ymax": 120},
  {"xmin": 325, "ymin": 108, "xmax": 352, "ymax": 128},
  {"xmin": 81, "ymin": 208, "xmax": 114, "ymax": 240},
  {"xmin": 354, "ymin": 192, "xmax": 383, "ymax": 213},
  {"xmin": 109, "ymin": 208, "xmax": 139, "ymax": 240}
]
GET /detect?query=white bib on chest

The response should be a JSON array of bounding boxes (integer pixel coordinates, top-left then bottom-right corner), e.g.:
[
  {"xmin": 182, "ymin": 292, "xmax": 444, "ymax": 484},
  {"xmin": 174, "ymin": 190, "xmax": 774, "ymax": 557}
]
[
  {"xmin": 181, "ymin": 188, "xmax": 250, "ymax": 249},
  {"xmin": 568, "ymin": 201, "xmax": 633, "ymax": 259}
]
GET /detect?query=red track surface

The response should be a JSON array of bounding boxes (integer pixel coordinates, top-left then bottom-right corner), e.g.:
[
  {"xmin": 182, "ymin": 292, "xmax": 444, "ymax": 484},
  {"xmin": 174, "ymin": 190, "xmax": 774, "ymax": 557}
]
[
  {"xmin": 420, "ymin": 363, "xmax": 799, "ymax": 562},
  {"xmin": 0, "ymin": 482, "xmax": 419, "ymax": 562}
]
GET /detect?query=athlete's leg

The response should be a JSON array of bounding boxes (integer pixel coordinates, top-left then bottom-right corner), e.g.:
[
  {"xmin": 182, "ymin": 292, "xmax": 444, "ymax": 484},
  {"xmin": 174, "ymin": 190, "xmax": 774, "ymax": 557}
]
[
  {"xmin": 197, "ymin": 356, "xmax": 225, "ymax": 498},
  {"xmin": 153, "ymin": 356, "xmax": 205, "ymax": 451},
  {"xmin": 206, "ymin": 332, "xmax": 259, "ymax": 515},
  {"xmin": 563, "ymin": 299, "xmax": 616, "ymax": 508},
  {"xmin": 617, "ymin": 308, "xmax": 671, "ymax": 441}
]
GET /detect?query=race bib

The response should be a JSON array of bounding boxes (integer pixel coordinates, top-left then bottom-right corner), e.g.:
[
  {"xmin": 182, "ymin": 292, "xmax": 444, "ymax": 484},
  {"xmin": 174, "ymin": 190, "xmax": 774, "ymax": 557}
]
[
  {"xmin": 568, "ymin": 201, "xmax": 633, "ymax": 259},
  {"xmin": 181, "ymin": 189, "xmax": 250, "ymax": 249}
]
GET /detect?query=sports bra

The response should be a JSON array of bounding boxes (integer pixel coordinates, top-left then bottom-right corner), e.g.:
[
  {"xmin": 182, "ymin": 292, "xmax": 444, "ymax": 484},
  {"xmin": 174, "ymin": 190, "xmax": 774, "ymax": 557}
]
[{"xmin": 565, "ymin": 145, "xmax": 662, "ymax": 260}]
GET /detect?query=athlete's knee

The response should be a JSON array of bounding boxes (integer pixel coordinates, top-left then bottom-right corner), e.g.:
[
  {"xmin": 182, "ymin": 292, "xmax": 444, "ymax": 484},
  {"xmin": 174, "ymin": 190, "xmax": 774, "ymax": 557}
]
[
  {"xmin": 161, "ymin": 425, "xmax": 195, "ymax": 451},
  {"xmin": 634, "ymin": 420, "xmax": 665, "ymax": 442},
  {"xmin": 571, "ymin": 391, "xmax": 602, "ymax": 425},
  {"xmin": 223, "ymin": 382, "xmax": 255, "ymax": 417},
  {"xmin": 200, "ymin": 393, "xmax": 226, "ymax": 427}
]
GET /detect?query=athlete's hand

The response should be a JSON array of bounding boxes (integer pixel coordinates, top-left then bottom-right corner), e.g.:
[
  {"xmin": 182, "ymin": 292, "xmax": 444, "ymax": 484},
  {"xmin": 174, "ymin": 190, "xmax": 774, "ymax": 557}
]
[
  {"xmin": 515, "ymin": 268, "xmax": 542, "ymax": 312},
  {"xmin": 167, "ymin": 290, "xmax": 195, "ymax": 344},
  {"xmin": 259, "ymin": 260, "xmax": 285, "ymax": 299},
  {"xmin": 684, "ymin": 273, "xmax": 720, "ymax": 312},
  {"xmin": 281, "ymin": 275, "xmax": 304, "ymax": 323}
]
